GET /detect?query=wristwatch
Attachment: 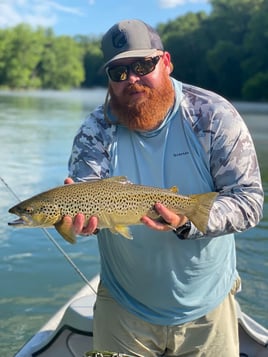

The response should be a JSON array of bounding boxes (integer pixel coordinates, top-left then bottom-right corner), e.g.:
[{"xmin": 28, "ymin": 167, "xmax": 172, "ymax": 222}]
[{"xmin": 173, "ymin": 221, "xmax": 191, "ymax": 240}]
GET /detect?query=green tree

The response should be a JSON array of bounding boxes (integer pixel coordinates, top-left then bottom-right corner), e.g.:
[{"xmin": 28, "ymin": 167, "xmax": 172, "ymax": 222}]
[
  {"xmin": 0, "ymin": 24, "xmax": 45, "ymax": 88},
  {"xmin": 0, "ymin": 0, "xmax": 267, "ymax": 98},
  {"xmin": 0, "ymin": 29, "xmax": 9, "ymax": 85},
  {"xmin": 158, "ymin": 12, "xmax": 212, "ymax": 87},
  {"xmin": 40, "ymin": 35, "xmax": 84, "ymax": 89},
  {"xmin": 209, "ymin": 0, "xmax": 263, "ymax": 43},
  {"xmin": 206, "ymin": 0, "xmax": 265, "ymax": 97},
  {"xmin": 242, "ymin": 72, "xmax": 268, "ymax": 100},
  {"xmin": 75, "ymin": 35, "xmax": 106, "ymax": 87},
  {"xmin": 206, "ymin": 40, "xmax": 243, "ymax": 98},
  {"xmin": 241, "ymin": 0, "xmax": 268, "ymax": 99}
]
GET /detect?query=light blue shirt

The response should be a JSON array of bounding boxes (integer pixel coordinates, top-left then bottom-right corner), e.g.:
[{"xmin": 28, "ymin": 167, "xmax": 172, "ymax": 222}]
[
  {"xmin": 97, "ymin": 80, "xmax": 236, "ymax": 324},
  {"xmin": 68, "ymin": 78, "xmax": 263, "ymax": 325}
]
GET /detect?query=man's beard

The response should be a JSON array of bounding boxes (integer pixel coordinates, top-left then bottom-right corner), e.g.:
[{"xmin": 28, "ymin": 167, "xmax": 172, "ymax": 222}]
[{"xmin": 108, "ymin": 73, "xmax": 174, "ymax": 131}]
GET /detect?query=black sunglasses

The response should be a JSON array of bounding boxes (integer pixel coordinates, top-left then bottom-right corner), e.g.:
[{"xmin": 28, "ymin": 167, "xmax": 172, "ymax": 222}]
[{"xmin": 106, "ymin": 56, "xmax": 161, "ymax": 82}]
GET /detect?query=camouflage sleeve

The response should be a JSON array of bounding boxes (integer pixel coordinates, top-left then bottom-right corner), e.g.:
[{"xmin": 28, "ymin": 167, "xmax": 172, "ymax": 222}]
[
  {"xmin": 68, "ymin": 105, "xmax": 116, "ymax": 182},
  {"xmin": 207, "ymin": 102, "xmax": 263, "ymax": 236},
  {"xmin": 182, "ymin": 85, "xmax": 264, "ymax": 238}
]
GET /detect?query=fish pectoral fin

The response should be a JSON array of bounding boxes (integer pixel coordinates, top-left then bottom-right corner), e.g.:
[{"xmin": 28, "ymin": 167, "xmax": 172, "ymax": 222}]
[
  {"xmin": 54, "ymin": 219, "xmax": 77, "ymax": 244},
  {"xmin": 110, "ymin": 225, "xmax": 133, "ymax": 240}
]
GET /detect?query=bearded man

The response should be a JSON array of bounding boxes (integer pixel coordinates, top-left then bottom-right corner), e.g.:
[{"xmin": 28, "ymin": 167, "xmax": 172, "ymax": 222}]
[{"xmin": 65, "ymin": 19, "xmax": 263, "ymax": 357}]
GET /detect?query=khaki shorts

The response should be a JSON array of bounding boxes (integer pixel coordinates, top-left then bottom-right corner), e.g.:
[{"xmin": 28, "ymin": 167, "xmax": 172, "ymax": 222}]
[{"xmin": 93, "ymin": 279, "xmax": 241, "ymax": 357}]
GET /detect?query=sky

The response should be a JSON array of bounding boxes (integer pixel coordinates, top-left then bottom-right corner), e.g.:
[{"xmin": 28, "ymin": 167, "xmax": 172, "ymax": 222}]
[{"xmin": 0, "ymin": 0, "xmax": 211, "ymax": 37}]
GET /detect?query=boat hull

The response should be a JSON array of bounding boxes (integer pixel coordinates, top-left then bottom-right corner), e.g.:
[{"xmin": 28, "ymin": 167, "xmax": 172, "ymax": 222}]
[{"xmin": 14, "ymin": 275, "xmax": 268, "ymax": 357}]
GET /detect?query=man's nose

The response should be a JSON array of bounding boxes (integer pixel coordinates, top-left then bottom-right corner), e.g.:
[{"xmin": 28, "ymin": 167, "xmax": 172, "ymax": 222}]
[{"xmin": 128, "ymin": 70, "xmax": 141, "ymax": 84}]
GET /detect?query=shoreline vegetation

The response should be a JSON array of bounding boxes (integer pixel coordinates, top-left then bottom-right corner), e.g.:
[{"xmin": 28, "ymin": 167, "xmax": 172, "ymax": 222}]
[
  {"xmin": 0, "ymin": 0, "xmax": 267, "ymax": 101},
  {"xmin": 1, "ymin": 89, "xmax": 268, "ymax": 111}
]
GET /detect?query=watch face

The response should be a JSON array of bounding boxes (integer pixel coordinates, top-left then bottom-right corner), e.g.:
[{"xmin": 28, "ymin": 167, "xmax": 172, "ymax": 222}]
[{"xmin": 175, "ymin": 221, "xmax": 191, "ymax": 239}]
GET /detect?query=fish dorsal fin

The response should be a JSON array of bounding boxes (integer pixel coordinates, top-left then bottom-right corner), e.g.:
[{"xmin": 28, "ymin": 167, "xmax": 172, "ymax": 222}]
[
  {"xmin": 105, "ymin": 176, "xmax": 132, "ymax": 184},
  {"xmin": 170, "ymin": 186, "xmax": 179, "ymax": 193}
]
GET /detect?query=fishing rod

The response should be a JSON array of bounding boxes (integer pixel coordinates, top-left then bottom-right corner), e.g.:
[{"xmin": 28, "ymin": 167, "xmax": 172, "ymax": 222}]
[{"xmin": 0, "ymin": 176, "xmax": 97, "ymax": 294}]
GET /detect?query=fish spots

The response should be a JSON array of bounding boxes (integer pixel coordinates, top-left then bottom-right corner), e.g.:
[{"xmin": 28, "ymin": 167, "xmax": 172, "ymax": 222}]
[
  {"xmin": 39, "ymin": 202, "xmax": 59, "ymax": 218},
  {"xmin": 8, "ymin": 177, "xmax": 218, "ymax": 237}
]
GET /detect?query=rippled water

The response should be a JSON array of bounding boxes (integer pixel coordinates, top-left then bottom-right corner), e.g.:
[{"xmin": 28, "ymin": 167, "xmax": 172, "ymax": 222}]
[{"xmin": 0, "ymin": 90, "xmax": 267, "ymax": 356}]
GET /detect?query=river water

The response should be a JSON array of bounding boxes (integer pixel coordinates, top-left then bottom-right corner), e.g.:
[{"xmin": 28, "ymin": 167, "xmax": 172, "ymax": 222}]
[{"xmin": 0, "ymin": 90, "xmax": 267, "ymax": 356}]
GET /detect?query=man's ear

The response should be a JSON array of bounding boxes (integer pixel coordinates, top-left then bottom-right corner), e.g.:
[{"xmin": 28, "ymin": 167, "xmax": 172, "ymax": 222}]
[{"xmin": 162, "ymin": 51, "xmax": 173, "ymax": 74}]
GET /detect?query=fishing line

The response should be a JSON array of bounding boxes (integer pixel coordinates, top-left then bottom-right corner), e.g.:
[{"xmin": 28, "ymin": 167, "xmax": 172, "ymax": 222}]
[{"xmin": 0, "ymin": 176, "xmax": 97, "ymax": 294}]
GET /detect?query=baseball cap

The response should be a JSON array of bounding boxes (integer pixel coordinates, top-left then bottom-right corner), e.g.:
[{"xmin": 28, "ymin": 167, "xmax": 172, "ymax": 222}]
[{"xmin": 101, "ymin": 19, "xmax": 164, "ymax": 68}]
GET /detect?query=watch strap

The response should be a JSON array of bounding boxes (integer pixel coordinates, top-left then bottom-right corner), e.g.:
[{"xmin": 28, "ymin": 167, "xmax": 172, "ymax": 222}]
[{"xmin": 173, "ymin": 221, "xmax": 191, "ymax": 240}]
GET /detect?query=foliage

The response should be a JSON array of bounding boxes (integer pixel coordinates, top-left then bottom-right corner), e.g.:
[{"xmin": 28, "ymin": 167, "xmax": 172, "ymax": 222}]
[
  {"xmin": 39, "ymin": 35, "xmax": 84, "ymax": 90},
  {"xmin": 0, "ymin": 0, "xmax": 267, "ymax": 100},
  {"xmin": 74, "ymin": 35, "xmax": 107, "ymax": 88},
  {"xmin": 159, "ymin": 12, "xmax": 211, "ymax": 87},
  {"xmin": 242, "ymin": 72, "xmax": 268, "ymax": 100},
  {"xmin": 0, "ymin": 24, "xmax": 45, "ymax": 88},
  {"xmin": 158, "ymin": 0, "xmax": 267, "ymax": 100},
  {"xmin": 0, "ymin": 26, "xmax": 84, "ymax": 90}
]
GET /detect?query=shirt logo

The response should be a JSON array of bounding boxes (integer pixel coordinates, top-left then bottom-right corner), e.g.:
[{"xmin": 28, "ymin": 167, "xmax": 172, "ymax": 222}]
[{"xmin": 173, "ymin": 151, "xmax": 189, "ymax": 157}]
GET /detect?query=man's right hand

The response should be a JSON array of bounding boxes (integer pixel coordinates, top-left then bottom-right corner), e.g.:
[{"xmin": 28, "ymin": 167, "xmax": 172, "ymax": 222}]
[{"xmin": 63, "ymin": 178, "xmax": 99, "ymax": 236}]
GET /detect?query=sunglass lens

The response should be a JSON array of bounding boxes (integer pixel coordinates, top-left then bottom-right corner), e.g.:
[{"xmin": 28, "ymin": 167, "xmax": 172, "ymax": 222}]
[
  {"xmin": 108, "ymin": 66, "xmax": 128, "ymax": 82},
  {"xmin": 107, "ymin": 56, "xmax": 161, "ymax": 82},
  {"xmin": 132, "ymin": 60, "xmax": 155, "ymax": 76}
]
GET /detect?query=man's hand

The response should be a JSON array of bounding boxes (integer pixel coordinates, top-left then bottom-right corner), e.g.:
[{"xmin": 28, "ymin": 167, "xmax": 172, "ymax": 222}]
[
  {"xmin": 141, "ymin": 202, "xmax": 188, "ymax": 232},
  {"xmin": 63, "ymin": 178, "xmax": 99, "ymax": 236}
]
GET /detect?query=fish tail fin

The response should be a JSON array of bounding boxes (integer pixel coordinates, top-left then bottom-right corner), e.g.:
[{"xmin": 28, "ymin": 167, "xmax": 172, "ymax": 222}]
[{"xmin": 188, "ymin": 192, "xmax": 218, "ymax": 233}]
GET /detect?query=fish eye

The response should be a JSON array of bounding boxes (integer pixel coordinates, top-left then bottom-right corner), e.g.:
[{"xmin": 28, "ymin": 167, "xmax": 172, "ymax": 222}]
[{"xmin": 24, "ymin": 207, "xmax": 34, "ymax": 214}]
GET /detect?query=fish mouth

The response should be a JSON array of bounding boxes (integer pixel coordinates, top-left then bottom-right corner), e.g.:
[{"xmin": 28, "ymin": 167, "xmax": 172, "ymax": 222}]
[
  {"xmin": 8, "ymin": 218, "xmax": 26, "ymax": 226},
  {"xmin": 8, "ymin": 216, "xmax": 34, "ymax": 227}
]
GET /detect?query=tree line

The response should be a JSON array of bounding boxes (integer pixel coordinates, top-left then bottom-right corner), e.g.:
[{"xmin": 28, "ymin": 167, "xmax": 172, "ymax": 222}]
[{"xmin": 0, "ymin": 0, "xmax": 267, "ymax": 101}]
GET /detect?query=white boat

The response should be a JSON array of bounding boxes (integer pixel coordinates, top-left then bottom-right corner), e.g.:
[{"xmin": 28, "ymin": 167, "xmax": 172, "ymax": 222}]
[{"xmin": 14, "ymin": 274, "xmax": 268, "ymax": 357}]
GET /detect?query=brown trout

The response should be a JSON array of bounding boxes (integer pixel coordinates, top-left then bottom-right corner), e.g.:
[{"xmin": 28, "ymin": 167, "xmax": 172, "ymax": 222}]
[{"xmin": 8, "ymin": 176, "xmax": 218, "ymax": 244}]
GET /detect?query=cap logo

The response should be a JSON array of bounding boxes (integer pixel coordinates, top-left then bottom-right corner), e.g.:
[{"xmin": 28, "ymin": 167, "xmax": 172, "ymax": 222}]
[{"xmin": 112, "ymin": 30, "xmax": 127, "ymax": 49}]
